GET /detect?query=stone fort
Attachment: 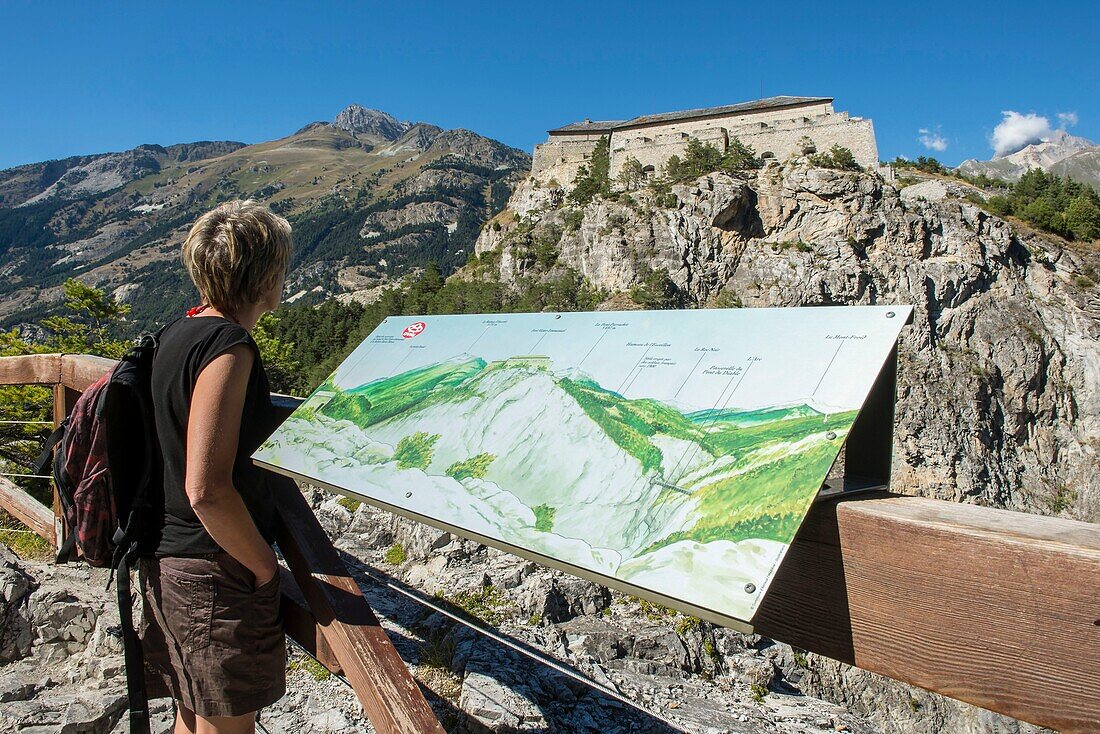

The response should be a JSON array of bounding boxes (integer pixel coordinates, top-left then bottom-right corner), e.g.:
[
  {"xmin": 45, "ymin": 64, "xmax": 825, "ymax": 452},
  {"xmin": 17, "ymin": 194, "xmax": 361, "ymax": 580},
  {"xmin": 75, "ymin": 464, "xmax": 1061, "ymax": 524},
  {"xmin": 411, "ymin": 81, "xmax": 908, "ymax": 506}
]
[{"xmin": 531, "ymin": 95, "xmax": 879, "ymax": 185}]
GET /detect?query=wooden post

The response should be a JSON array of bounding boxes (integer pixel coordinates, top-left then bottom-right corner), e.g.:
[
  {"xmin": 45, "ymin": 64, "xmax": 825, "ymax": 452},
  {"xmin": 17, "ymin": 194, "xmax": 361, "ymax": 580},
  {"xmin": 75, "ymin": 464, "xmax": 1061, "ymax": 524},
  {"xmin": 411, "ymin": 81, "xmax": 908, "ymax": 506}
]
[
  {"xmin": 270, "ymin": 473, "xmax": 445, "ymax": 734},
  {"xmin": 280, "ymin": 567, "xmax": 344, "ymax": 675},
  {"xmin": 51, "ymin": 383, "xmax": 80, "ymax": 550}
]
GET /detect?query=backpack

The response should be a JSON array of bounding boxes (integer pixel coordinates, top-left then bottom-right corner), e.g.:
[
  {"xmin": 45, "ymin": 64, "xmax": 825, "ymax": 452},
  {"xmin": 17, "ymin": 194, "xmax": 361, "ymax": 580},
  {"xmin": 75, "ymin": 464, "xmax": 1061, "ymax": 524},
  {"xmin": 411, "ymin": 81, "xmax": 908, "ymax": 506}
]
[{"xmin": 35, "ymin": 327, "xmax": 167, "ymax": 734}]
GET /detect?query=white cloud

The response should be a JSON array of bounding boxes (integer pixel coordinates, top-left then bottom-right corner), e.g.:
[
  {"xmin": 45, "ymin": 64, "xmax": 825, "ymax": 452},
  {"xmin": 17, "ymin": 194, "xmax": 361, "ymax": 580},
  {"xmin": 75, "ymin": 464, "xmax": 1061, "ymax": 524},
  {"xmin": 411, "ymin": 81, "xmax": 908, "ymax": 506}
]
[
  {"xmin": 991, "ymin": 111, "xmax": 1053, "ymax": 157},
  {"xmin": 918, "ymin": 127, "xmax": 948, "ymax": 152},
  {"xmin": 1058, "ymin": 111, "xmax": 1079, "ymax": 128}
]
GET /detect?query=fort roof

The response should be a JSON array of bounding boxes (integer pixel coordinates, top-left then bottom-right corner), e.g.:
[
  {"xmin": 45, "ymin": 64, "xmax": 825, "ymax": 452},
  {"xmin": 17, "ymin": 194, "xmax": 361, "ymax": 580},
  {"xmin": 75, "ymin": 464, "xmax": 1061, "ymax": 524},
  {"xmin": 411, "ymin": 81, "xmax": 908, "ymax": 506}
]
[
  {"xmin": 548, "ymin": 96, "xmax": 833, "ymax": 135},
  {"xmin": 546, "ymin": 119, "xmax": 625, "ymax": 134}
]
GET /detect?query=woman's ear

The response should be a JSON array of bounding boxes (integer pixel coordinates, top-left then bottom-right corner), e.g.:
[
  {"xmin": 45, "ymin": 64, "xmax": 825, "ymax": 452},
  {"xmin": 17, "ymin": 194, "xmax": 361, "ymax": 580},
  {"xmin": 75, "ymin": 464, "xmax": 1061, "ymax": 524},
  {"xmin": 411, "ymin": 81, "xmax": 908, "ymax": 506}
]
[{"xmin": 265, "ymin": 272, "xmax": 286, "ymax": 311}]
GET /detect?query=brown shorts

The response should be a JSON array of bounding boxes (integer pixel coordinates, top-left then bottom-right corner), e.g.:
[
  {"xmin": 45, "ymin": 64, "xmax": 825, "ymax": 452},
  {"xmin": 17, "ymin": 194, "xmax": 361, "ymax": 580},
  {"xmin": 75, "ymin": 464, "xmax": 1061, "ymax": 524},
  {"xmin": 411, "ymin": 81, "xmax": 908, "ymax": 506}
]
[{"xmin": 139, "ymin": 553, "xmax": 286, "ymax": 718}]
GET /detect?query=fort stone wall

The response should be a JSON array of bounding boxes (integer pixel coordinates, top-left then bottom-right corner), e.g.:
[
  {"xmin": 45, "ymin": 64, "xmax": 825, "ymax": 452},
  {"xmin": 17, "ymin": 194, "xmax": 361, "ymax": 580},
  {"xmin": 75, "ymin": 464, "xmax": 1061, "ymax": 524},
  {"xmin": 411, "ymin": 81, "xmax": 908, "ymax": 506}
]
[
  {"xmin": 532, "ymin": 136, "xmax": 601, "ymax": 187},
  {"xmin": 532, "ymin": 99, "xmax": 880, "ymax": 187}
]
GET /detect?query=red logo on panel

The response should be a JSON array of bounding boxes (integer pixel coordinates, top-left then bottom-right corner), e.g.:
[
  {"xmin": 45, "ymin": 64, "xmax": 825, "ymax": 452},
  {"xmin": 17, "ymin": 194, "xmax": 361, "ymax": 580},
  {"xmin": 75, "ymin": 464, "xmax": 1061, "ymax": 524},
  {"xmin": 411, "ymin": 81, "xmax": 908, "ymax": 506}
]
[{"xmin": 402, "ymin": 321, "xmax": 426, "ymax": 339}]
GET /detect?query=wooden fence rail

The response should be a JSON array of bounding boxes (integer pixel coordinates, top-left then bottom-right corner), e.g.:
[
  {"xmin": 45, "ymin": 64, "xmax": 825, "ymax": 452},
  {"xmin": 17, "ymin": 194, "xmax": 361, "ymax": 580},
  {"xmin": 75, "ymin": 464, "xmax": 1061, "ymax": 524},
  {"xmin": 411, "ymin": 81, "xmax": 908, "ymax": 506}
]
[{"xmin": 1, "ymin": 353, "xmax": 1098, "ymax": 733}]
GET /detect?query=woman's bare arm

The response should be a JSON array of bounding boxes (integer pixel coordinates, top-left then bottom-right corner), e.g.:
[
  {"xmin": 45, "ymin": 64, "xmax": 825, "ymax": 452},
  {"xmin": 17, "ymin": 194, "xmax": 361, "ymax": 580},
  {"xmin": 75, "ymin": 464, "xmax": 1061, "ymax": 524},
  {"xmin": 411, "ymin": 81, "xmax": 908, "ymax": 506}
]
[{"xmin": 185, "ymin": 343, "xmax": 278, "ymax": 586}]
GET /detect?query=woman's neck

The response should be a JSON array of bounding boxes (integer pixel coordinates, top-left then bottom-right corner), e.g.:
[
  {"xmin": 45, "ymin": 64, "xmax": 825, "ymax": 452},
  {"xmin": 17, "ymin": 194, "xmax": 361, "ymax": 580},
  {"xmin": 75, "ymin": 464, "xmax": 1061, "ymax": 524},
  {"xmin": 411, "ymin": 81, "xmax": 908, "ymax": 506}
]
[{"xmin": 196, "ymin": 304, "xmax": 263, "ymax": 331}]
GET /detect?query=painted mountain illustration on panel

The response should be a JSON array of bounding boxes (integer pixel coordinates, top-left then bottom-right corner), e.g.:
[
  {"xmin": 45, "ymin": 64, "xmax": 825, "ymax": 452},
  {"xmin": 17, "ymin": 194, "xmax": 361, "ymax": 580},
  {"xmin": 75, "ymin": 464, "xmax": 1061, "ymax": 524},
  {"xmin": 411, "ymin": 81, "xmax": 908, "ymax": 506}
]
[{"xmin": 256, "ymin": 354, "xmax": 857, "ymax": 620}]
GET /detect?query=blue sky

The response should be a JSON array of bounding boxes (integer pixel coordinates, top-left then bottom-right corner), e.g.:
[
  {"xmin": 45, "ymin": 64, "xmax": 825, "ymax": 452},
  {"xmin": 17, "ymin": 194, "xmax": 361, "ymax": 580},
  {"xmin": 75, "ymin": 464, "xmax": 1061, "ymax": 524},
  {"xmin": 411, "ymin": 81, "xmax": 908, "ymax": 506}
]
[{"xmin": 1, "ymin": 0, "xmax": 1096, "ymax": 170}]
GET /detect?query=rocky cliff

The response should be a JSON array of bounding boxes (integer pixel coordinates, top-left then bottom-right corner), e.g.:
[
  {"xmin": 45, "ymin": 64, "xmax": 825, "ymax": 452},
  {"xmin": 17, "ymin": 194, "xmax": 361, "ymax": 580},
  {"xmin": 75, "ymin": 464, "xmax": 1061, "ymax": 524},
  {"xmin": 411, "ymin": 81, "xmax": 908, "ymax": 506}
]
[{"xmin": 473, "ymin": 161, "xmax": 1100, "ymax": 522}]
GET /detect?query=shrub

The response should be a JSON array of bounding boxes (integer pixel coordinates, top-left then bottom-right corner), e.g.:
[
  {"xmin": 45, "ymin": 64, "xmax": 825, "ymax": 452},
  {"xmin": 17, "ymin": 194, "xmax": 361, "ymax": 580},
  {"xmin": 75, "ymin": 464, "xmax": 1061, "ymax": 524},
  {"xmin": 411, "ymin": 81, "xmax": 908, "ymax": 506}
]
[
  {"xmin": 629, "ymin": 266, "xmax": 683, "ymax": 309},
  {"xmin": 569, "ymin": 136, "xmax": 611, "ymax": 205},
  {"xmin": 985, "ymin": 195, "xmax": 1013, "ymax": 216},
  {"xmin": 891, "ymin": 155, "xmax": 948, "ymax": 175},
  {"xmin": 445, "ymin": 452, "xmax": 496, "ymax": 481},
  {"xmin": 1066, "ymin": 194, "xmax": 1100, "ymax": 241},
  {"xmin": 563, "ymin": 208, "xmax": 585, "ymax": 232},
  {"xmin": 981, "ymin": 168, "xmax": 1100, "ymax": 241},
  {"xmin": 809, "ymin": 144, "xmax": 862, "ymax": 172},
  {"xmin": 393, "ymin": 432, "xmax": 440, "ymax": 470},
  {"xmin": 721, "ymin": 137, "xmax": 762, "ymax": 171},
  {"xmin": 617, "ymin": 156, "xmax": 645, "ymax": 191},
  {"xmin": 660, "ymin": 137, "xmax": 761, "ymax": 185}
]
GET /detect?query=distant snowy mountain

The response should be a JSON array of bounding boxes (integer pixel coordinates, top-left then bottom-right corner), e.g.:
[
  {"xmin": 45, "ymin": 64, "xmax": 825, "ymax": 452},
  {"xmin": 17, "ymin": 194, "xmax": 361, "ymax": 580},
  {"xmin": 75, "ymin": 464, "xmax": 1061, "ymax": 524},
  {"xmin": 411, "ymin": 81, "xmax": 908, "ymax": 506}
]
[{"xmin": 957, "ymin": 130, "xmax": 1100, "ymax": 187}]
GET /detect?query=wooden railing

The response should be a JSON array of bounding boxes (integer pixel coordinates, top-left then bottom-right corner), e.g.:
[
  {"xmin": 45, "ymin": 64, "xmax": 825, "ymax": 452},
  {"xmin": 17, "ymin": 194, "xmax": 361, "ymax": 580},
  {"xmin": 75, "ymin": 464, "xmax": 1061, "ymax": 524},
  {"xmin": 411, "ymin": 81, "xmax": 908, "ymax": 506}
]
[{"xmin": 1, "ymin": 353, "xmax": 1098, "ymax": 733}]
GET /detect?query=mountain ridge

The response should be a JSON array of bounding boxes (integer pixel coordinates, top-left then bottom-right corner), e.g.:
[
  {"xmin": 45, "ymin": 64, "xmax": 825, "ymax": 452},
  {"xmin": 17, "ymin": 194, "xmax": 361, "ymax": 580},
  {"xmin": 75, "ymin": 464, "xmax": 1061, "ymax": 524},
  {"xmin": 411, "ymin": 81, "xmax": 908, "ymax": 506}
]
[
  {"xmin": 0, "ymin": 104, "xmax": 530, "ymax": 329},
  {"xmin": 958, "ymin": 130, "xmax": 1100, "ymax": 187}
]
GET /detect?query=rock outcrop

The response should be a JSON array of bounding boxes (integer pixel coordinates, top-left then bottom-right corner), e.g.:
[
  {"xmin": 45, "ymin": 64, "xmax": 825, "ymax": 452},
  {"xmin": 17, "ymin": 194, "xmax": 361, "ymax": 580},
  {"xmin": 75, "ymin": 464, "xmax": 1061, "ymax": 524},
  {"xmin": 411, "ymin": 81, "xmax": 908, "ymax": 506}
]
[
  {"xmin": 333, "ymin": 104, "xmax": 414, "ymax": 143},
  {"xmin": 475, "ymin": 161, "xmax": 1100, "ymax": 522}
]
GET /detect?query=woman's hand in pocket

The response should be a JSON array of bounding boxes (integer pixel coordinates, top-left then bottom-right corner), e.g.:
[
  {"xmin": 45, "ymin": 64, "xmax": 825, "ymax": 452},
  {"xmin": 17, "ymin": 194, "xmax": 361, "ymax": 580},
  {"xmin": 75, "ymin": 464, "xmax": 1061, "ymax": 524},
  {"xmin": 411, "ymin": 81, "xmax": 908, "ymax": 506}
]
[{"xmin": 251, "ymin": 547, "xmax": 279, "ymax": 591}]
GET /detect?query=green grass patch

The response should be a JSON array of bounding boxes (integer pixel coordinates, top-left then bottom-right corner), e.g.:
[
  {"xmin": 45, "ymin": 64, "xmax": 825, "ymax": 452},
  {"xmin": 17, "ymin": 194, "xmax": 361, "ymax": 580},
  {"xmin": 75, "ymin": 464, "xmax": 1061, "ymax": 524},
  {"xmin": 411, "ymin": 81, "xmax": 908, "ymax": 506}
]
[
  {"xmin": 674, "ymin": 616, "xmax": 702, "ymax": 636},
  {"xmin": 0, "ymin": 511, "xmax": 52, "ymax": 560},
  {"xmin": 288, "ymin": 655, "xmax": 332, "ymax": 681},
  {"xmin": 337, "ymin": 495, "xmax": 362, "ymax": 512},
  {"xmin": 0, "ymin": 528, "xmax": 51, "ymax": 559},
  {"xmin": 384, "ymin": 544, "xmax": 407, "ymax": 565},
  {"xmin": 416, "ymin": 628, "xmax": 457, "ymax": 670},
  {"xmin": 627, "ymin": 595, "xmax": 676, "ymax": 620},
  {"xmin": 448, "ymin": 585, "xmax": 510, "ymax": 626}
]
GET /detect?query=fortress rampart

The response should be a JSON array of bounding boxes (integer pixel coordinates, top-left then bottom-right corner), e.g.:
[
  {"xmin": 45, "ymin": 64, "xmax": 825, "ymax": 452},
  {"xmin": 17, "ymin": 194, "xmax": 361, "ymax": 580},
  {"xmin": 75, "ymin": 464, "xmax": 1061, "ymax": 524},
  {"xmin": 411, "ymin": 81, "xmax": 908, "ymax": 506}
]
[{"xmin": 531, "ymin": 96, "xmax": 880, "ymax": 185}]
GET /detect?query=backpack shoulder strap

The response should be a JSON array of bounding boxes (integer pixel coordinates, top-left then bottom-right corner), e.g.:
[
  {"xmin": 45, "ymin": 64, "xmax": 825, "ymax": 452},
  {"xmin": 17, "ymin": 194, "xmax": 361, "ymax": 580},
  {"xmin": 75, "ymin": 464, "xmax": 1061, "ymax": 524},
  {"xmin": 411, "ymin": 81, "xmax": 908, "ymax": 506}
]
[
  {"xmin": 32, "ymin": 422, "xmax": 65, "ymax": 477},
  {"xmin": 116, "ymin": 551, "xmax": 150, "ymax": 734}
]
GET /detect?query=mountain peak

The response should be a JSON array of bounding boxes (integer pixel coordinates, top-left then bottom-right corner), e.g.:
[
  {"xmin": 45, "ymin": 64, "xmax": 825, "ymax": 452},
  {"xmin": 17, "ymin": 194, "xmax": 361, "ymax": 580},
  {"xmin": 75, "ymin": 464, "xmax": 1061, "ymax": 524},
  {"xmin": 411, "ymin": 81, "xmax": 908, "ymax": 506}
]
[
  {"xmin": 957, "ymin": 129, "xmax": 1100, "ymax": 187},
  {"xmin": 333, "ymin": 104, "xmax": 411, "ymax": 141},
  {"xmin": 995, "ymin": 129, "xmax": 1095, "ymax": 163}
]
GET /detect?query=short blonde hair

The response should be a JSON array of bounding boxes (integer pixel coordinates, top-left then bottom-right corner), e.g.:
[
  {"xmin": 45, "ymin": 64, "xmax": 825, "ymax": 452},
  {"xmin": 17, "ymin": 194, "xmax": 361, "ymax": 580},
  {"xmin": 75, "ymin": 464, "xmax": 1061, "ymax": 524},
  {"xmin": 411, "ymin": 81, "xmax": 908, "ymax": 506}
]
[{"xmin": 182, "ymin": 200, "xmax": 293, "ymax": 314}]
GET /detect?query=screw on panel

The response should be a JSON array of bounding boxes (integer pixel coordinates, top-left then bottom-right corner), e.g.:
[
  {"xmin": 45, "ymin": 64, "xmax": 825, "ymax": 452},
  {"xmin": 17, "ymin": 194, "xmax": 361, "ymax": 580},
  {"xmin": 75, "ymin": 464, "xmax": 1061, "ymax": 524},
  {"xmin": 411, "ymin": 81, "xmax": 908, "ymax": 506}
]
[
  {"xmin": 555, "ymin": 314, "xmax": 562, "ymax": 319},
  {"xmin": 405, "ymin": 491, "xmax": 413, "ymax": 498},
  {"xmin": 886, "ymin": 311, "xmax": 895, "ymax": 318},
  {"xmin": 744, "ymin": 583, "xmax": 756, "ymax": 594},
  {"xmin": 826, "ymin": 431, "xmax": 837, "ymax": 440}
]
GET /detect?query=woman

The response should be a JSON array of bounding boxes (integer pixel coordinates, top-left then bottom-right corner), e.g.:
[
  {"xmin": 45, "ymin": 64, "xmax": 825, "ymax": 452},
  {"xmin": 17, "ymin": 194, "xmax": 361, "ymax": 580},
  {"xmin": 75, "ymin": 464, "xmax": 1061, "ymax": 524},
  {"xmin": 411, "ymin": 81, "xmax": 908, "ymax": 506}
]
[{"xmin": 140, "ymin": 200, "xmax": 292, "ymax": 734}]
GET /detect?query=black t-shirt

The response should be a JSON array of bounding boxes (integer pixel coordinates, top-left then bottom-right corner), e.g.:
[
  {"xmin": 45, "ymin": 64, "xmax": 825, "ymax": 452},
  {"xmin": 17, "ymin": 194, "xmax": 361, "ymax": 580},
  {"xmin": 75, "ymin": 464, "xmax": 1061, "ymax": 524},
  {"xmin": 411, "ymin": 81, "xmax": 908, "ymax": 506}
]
[{"xmin": 151, "ymin": 316, "xmax": 278, "ymax": 556}]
